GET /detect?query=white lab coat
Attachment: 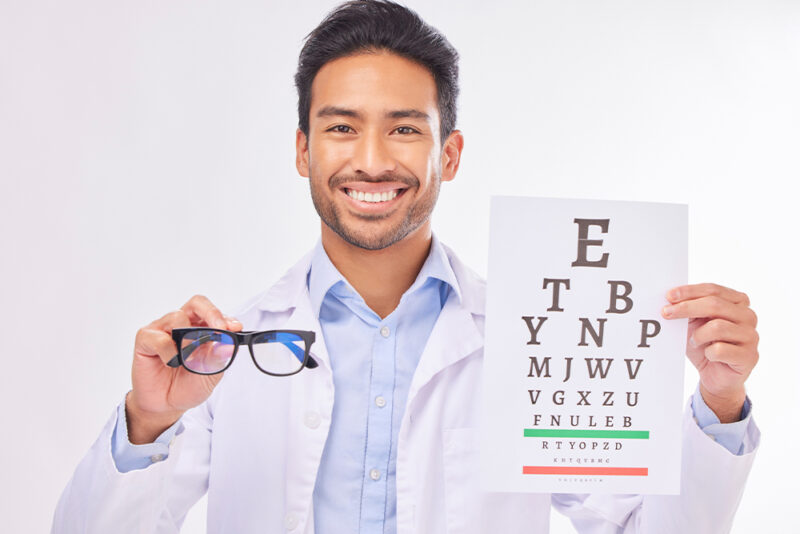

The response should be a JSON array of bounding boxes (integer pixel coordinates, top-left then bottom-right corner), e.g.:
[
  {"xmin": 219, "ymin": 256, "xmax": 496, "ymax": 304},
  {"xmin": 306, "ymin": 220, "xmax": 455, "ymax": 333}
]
[{"xmin": 52, "ymin": 244, "xmax": 760, "ymax": 533}]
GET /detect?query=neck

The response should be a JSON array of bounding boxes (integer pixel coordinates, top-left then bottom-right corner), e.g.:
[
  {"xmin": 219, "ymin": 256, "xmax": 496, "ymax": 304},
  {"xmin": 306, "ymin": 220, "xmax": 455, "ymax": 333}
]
[{"xmin": 320, "ymin": 223, "xmax": 432, "ymax": 319}]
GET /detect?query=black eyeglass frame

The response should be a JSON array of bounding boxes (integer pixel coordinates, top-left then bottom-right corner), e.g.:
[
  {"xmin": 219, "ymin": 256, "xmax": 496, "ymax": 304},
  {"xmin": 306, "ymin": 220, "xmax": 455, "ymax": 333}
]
[{"xmin": 167, "ymin": 327, "xmax": 318, "ymax": 376}]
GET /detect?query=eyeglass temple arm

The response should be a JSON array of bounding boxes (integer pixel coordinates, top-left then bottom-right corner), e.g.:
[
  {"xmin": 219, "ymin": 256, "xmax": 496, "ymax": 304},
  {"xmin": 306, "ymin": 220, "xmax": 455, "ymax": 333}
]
[
  {"xmin": 271, "ymin": 332, "xmax": 319, "ymax": 368},
  {"xmin": 166, "ymin": 334, "xmax": 318, "ymax": 369}
]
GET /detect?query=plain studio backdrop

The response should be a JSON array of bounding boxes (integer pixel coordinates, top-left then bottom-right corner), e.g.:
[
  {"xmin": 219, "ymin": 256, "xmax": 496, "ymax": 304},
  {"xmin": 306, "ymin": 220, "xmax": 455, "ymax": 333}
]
[{"xmin": 1, "ymin": 1, "xmax": 797, "ymax": 532}]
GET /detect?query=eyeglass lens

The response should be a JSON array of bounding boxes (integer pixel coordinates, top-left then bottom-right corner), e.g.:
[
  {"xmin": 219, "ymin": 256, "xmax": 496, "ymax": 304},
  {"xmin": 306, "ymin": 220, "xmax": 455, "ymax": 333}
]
[
  {"xmin": 178, "ymin": 330, "xmax": 308, "ymax": 375},
  {"xmin": 251, "ymin": 331, "xmax": 306, "ymax": 375},
  {"xmin": 179, "ymin": 330, "xmax": 236, "ymax": 374}
]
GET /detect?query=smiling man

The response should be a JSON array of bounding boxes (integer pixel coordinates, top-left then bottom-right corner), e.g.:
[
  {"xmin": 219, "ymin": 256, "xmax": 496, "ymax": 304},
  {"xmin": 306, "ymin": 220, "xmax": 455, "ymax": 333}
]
[{"xmin": 53, "ymin": 2, "xmax": 760, "ymax": 533}]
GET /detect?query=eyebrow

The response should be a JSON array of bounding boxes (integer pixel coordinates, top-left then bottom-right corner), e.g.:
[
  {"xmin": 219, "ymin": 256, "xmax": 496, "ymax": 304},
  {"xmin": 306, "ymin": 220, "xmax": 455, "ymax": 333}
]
[
  {"xmin": 316, "ymin": 106, "xmax": 362, "ymax": 119},
  {"xmin": 386, "ymin": 109, "xmax": 430, "ymax": 120},
  {"xmin": 315, "ymin": 106, "xmax": 431, "ymax": 121}
]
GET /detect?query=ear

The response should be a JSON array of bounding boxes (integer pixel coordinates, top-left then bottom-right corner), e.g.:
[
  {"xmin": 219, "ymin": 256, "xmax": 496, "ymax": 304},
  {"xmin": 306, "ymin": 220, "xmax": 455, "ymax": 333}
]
[
  {"xmin": 296, "ymin": 128, "xmax": 310, "ymax": 178},
  {"xmin": 440, "ymin": 130, "xmax": 464, "ymax": 183}
]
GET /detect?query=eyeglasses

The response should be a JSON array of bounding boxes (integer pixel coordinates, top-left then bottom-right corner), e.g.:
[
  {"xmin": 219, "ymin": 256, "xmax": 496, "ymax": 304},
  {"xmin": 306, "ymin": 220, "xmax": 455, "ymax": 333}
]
[{"xmin": 167, "ymin": 328, "xmax": 318, "ymax": 376}]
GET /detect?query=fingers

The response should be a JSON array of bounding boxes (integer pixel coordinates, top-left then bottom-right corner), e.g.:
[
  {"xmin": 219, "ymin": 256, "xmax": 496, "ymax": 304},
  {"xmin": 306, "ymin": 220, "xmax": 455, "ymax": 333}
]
[
  {"xmin": 151, "ymin": 309, "xmax": 191, "ymax": 331},
  {"xmin": 136, "ymin": 296, "xmax": 243, "ymax": 366},
  {"xmin": 666, "ymin": 283, "xmax": 749, "ymax": 306},
  {"xmin": 135, "ymin": 326, "xmax": 186, "ymax": 365},
  {"xmin": 224, "ymin": 315, "xmax": 243, "ymax": 332},
  {"xmin": 703, "ymin": 342, "xmax": 759, "ymax": 374},
  {"xmin": 662, "ymin": 295, "xmax": 757, "ymax": 326},
  {"xmin": 175, "ymin": 295, "xmax": 242, "ymax": 331},
  {"xmin": 668, "ymin": 283, "xmax": 760, "ymax": 414},
  {"xmin": 137, "ymin": 309, "xmax": 193, "ymax": 365},
  {"xmin": 691, "ymin": 318, "xmax": 759, "ymax": 347},
  {"xmin": 181, "ymin": 294, "xmax": 229, "ymax": 329}
]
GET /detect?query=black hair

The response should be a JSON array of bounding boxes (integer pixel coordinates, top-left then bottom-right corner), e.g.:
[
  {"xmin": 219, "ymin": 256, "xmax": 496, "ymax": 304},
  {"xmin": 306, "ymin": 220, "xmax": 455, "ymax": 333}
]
[{"xmin": 295, "ymin": 0, "xmax": 459, "ymax": 144}]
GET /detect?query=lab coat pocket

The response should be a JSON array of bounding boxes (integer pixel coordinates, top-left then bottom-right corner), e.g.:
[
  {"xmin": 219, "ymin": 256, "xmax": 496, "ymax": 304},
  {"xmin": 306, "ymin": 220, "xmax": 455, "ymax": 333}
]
[{"xmin": 441, "ymin": 428, "xmax": 550, "ymax": 534}]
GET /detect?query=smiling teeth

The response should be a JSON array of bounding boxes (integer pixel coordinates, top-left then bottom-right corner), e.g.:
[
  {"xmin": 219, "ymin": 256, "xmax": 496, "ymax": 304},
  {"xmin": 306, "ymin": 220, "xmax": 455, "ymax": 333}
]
[{"xmin": 347, "ymin": 189, "xmax": 399, "ymax": 203}]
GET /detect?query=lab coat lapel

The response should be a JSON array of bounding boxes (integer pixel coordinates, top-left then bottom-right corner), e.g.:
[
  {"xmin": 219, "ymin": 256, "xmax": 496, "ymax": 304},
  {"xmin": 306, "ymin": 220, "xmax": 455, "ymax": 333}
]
[
  {"xmin": 406, "ymin": 288, "xmax": 483, "ymax": 408},
  {"xmin": 274, "ymin": 281, "xmax": 334, "ymax": 534},
  {"xmin": 281, "ymin": 285, "xmax": 332, "ymax": 372},
  {"xmin": 254, "ymin": 249, "xmax": 332, "ymax": 371}
]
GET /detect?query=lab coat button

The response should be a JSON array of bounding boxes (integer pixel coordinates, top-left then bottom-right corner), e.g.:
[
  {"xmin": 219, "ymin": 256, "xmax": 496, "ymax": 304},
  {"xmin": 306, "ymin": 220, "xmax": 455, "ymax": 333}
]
[
  {"xmin": 380, "ymin": 326, "xmax": 390, "ymax": 338},
  {"xmin": 304, "ymin": 411, "xmax": 321, "ymax": 429},
  {"xmin": 284, "ymin": 513, "xmax": 298, "ymax": 530}
]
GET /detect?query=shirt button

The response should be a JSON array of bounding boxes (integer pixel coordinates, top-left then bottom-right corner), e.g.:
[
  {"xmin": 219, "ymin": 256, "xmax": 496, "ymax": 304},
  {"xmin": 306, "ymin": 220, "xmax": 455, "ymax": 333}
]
[
  {"xmin": 375, "ymin": 396, "xmax": 386, "ymax": 408},
  {"xmin": 150, "ymin": 453, "xmax": 165, "ymax": 463},
  {"xmin": 284, "ymin": 513, "xmax": 298, "ymax": 530},
  {"xmin": 304, "ymin": 411, "xmax": 321, "ymax": 429},
  {"xmin": 370, "ymin": 468, "xmax": 381, "ymax": 481},
  {"xmin": 380, "ymin": 325, "xmax": 390, "ymax": 338}
]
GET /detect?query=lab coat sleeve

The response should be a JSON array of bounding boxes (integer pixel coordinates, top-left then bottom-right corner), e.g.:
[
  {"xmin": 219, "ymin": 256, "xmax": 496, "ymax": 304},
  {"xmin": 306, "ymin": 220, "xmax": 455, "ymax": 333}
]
[
  {"xmin": 51, "ymin": 399, "xmax": 214, "ymax": 534},
  {"xmin": 551, "ymin": 400, "xmax": 760, "ymax": 533}
]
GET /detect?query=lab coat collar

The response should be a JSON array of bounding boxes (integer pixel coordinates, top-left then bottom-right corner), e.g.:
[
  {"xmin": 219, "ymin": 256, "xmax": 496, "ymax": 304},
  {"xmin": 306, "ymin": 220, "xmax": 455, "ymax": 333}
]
[
  {"xmin": 439, "ymin": 240, "xmax": 484, "ymax": 317},
  {"xmin": 255, "ymin": 249, "xmax": 314, "ymax": 313}
]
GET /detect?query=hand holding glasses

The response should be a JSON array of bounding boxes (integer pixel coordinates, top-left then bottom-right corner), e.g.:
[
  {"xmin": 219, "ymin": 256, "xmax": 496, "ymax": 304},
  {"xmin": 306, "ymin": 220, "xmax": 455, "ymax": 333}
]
[
  {"xmin": 127, "ymin": 295, "xmax": 316, "ymax": 446},
  {"xmin": 167, "ymin": 328, "xmax": 318, "ymax": 376}
]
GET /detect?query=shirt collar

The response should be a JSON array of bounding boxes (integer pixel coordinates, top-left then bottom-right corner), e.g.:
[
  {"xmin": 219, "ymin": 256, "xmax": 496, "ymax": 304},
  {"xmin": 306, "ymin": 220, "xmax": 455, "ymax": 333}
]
[{"xmin": 307, "ymin": 233, "xmax": 462, "ymax": 319}]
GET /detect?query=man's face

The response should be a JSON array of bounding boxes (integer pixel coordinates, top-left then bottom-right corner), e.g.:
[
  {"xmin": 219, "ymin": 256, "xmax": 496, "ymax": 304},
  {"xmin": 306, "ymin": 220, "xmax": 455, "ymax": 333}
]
[{"xmin": 296, "ymin": 52, "xmax": 462, "ymax": 251}]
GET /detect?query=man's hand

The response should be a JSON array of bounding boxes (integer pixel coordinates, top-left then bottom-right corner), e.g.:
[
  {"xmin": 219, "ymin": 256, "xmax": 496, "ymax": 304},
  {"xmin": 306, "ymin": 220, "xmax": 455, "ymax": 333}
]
[
  {"xmin": 662, "ymin": 283, "xmax": 759, "ymax": 424},
  {"xmin": 127, "ymin": 295, "xmax": 243, "ymax": 444}
]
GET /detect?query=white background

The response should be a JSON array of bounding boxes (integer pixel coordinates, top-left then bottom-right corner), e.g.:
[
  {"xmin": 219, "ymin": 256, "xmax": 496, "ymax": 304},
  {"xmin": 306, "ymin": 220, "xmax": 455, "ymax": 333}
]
[{"xmin": 1, "ymin": 1, "xmax": 797, "ymax": 532}]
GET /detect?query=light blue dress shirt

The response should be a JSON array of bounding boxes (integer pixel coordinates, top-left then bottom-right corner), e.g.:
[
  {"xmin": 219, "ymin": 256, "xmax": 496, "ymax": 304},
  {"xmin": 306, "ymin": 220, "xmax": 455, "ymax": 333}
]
[
  {"xmin": 307, "ymin": 234, "xmax": 458, "ymax": 534},
  {"xmin": 110, "ymin": 235, "xmax": 753, "ymax": 531}
]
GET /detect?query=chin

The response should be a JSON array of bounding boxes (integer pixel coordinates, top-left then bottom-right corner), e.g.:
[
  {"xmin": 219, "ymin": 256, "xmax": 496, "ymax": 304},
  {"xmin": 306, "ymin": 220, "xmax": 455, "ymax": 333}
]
[{"xmin": 328, "ymin": 219, "xmax": 418, "ymax": 251}]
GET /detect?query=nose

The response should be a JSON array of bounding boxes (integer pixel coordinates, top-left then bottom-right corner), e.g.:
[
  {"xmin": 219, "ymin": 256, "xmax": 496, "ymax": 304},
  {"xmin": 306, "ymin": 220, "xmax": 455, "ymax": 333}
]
[{"xmin": 349, "ymin": 129, "xmax": 397, "ymax": 178}]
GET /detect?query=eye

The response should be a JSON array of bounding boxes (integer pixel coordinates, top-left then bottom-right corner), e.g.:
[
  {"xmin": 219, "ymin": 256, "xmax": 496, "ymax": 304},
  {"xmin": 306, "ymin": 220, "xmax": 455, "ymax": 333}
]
[
  {"xmin": 327, "ymin": 125, "xmax": 354, "ymax": 134},
  {"xmin": 393, "ymin": 126, "xmax": 419, "ymax": 135}
]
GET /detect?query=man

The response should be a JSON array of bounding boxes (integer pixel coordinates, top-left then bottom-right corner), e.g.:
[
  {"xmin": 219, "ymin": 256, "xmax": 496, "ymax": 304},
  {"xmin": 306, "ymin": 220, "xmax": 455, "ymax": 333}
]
[{"xmin": 53, "ymin": 1, "xmax": 760, "ymax": 532}]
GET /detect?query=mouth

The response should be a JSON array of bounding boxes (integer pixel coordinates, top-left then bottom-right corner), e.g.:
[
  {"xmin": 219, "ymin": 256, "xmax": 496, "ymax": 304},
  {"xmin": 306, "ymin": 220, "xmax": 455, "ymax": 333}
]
[
  {"xmin": 344, "ymin": 188, "xmax": 403, "ymax": 203},
  {"xmin": 339, "ymin": 182, "xmax": 410, "ymax": 211}
]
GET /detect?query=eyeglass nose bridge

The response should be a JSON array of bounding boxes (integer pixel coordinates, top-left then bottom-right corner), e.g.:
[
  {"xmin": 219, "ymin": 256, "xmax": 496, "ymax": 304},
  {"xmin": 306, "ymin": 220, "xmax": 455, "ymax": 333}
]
[{"xmin": 236, "ymin": 331, "xmax": 284, "ymax": 345}]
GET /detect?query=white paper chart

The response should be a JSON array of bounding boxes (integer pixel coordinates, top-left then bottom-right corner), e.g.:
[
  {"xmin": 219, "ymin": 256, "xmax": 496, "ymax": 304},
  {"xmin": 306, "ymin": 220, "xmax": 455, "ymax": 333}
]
[{"xmin": 482, "ymin": 196, "xmax": 687, "ymax": 494}]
